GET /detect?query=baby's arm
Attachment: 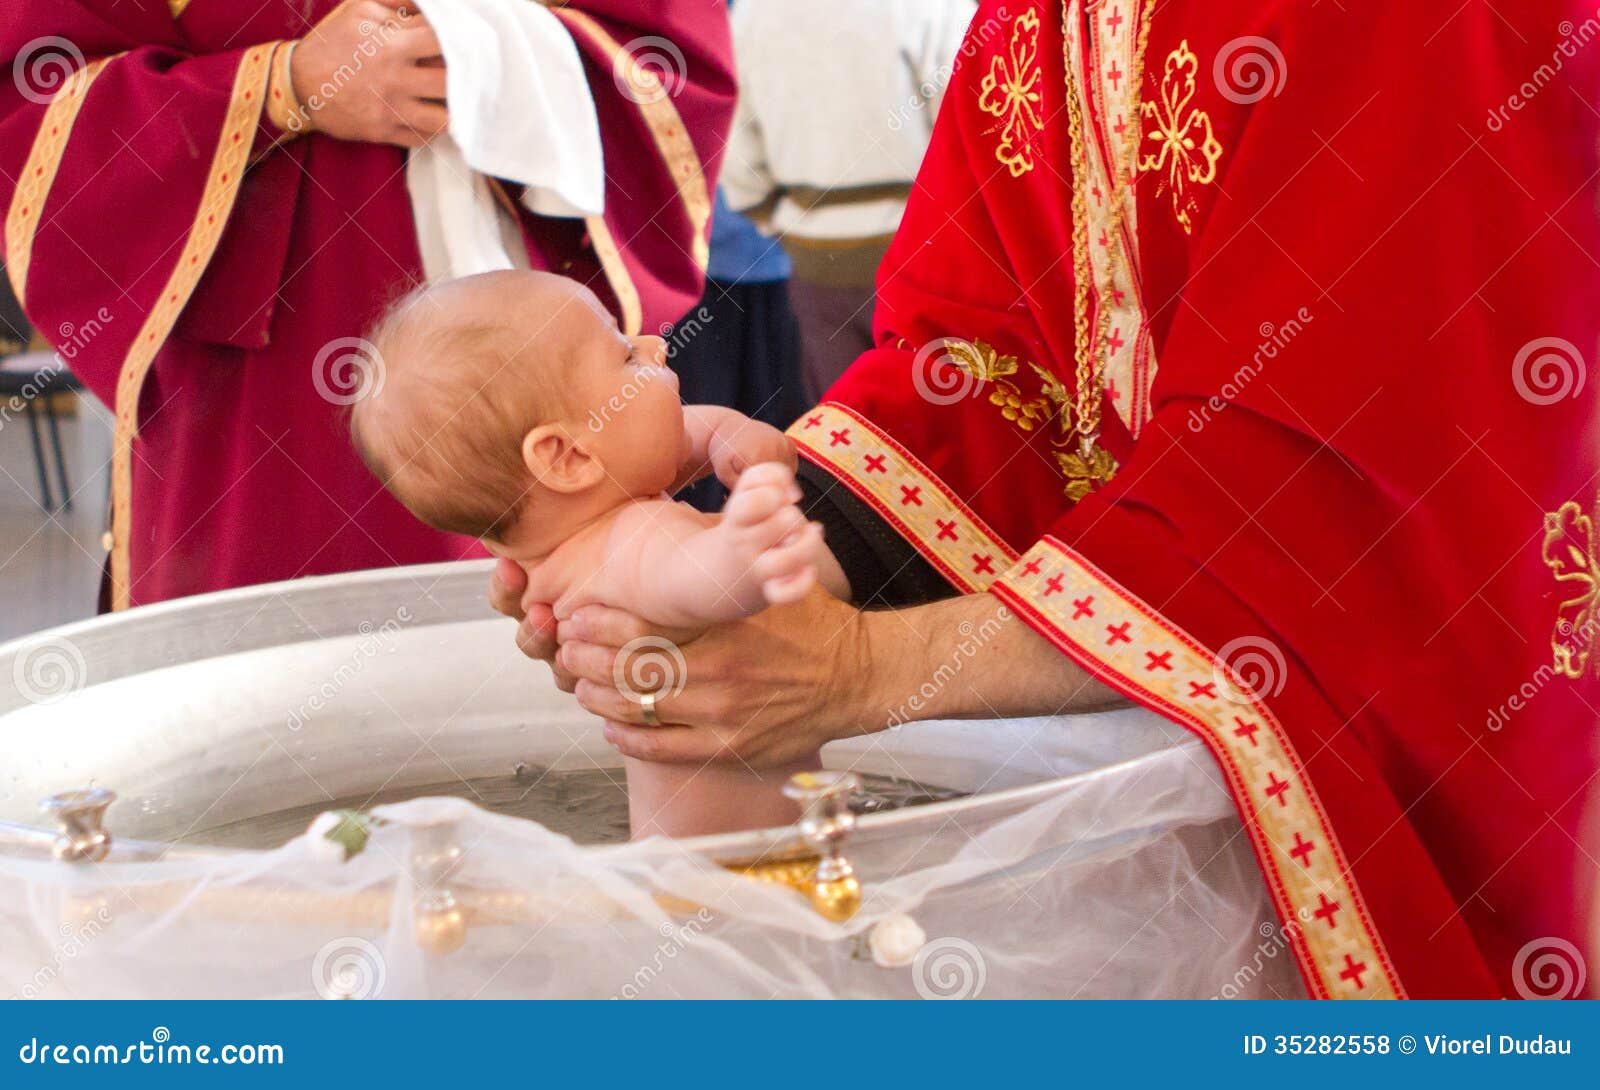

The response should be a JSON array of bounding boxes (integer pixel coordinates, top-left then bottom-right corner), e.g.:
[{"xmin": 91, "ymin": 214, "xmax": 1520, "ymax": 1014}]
[
  {"xmin": 669, "ymin": 405, "xmax": 797, "ymax": 494},
  {"xmin": 569, "ymin": 464, "xmax": 848, "ymax": 629}
]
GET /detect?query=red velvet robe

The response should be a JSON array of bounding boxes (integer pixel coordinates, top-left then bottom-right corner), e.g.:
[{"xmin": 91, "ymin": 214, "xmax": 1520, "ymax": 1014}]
[
  {"xmin": 0, "ymin": 0, "xmax": 733, "ymax": 609},
  {"xmin": 792, "ymin": 0, "xmax": 1600, "ymax": 997}
]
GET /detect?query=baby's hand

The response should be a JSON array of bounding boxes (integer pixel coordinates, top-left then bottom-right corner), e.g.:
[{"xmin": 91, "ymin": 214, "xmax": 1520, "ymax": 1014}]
[
  {"xmin": 708, "ymin": 417, "xmax": 798, "ymax": 490},
  {"xmin": 723, "ymin": 462, "xmax": 821, "ymax": 606}
]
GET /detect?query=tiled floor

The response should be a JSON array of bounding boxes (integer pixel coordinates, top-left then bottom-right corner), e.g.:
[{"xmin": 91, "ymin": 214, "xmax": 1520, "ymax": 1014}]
[{"xmin": 0, "ymin": 399, "xmax": 109, "ymax": 644}]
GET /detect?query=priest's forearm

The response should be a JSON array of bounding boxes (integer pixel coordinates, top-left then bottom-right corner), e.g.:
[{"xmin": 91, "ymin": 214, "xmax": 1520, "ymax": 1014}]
[{"xmin": 852, "ymin": 592, "xmax": 1126, "ymax": 733}]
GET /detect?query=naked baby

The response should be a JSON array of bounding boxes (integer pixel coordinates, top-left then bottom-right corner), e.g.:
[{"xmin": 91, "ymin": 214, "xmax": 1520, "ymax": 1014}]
[{"xmin": 350, "ymin": 269, "xmax": 849, "ymax": 838}]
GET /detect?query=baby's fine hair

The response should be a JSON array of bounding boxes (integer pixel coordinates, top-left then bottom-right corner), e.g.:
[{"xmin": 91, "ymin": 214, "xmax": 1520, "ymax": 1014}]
[{"xmin": 350, "ymin": 277, "xmax": 560, "ymax": 541}]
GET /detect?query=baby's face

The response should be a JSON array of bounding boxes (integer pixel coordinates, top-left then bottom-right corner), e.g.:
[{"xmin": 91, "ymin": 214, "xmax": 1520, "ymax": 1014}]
[{"xmin": 554, "ymin": 285, "xmax": 686, "ymax": 497}]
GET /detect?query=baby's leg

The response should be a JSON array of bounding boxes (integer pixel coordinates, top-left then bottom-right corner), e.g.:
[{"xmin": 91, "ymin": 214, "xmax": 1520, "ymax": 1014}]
[{"xmin": 624, "ymin": 754, "xmax": 820, "ymax": 839}]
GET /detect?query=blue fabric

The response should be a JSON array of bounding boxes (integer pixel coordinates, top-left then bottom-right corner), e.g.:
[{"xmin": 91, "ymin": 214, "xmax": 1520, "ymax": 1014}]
[{"xmin": 707, "ymin": 188, "xmax": 790, "ymax": 283}]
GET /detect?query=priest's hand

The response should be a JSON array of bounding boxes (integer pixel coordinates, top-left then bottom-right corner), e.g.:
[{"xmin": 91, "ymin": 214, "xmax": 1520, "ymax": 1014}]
[
  {"xmin": 552, "ymin": 587, "xmax": 871, "ymax": 768},
  {"xmin": 290, "ymin": 0, "xmax": 449, "ymax": 148},
  {"xmin": 487, "ymin": 558, "xmax": 577, "ymax": 692},
  {"xmin": 546, "ymin": 587, "xmax": 1126, "ymax": 768}
]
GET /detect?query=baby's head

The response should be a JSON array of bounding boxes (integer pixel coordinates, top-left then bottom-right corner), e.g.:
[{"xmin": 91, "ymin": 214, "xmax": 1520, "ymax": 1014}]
[{"xmin": 350, "ymin": 269, "xmax": 683, "ymax": 558}]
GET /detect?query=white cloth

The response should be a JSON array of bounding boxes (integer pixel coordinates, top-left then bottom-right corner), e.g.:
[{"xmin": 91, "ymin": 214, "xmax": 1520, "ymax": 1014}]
[
  {"xmin": 722, "ymin": 0, "xmax": 976, "ymax": 240},
  {"xmin": 406, "ymin": 0, "xmax": 606, "ymax": 283}
]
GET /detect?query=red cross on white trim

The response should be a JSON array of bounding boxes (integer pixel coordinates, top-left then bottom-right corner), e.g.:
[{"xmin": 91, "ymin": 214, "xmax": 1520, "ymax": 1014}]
[
  {"xmin": 1313, "ymin": 893, "xmax": 1340, "ymax": 929},
  {"xmin": 1264, "ymin": 773, "xmax": 1292, "ymax": 806}
]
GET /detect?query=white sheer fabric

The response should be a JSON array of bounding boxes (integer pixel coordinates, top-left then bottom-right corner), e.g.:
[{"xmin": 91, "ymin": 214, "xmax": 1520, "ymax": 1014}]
[{"xmin": 0, "ymin": 563, "xmax": 1304, "ymax": 1000}]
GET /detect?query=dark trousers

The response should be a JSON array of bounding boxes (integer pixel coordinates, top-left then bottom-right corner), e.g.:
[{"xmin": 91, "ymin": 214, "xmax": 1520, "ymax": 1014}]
[{"xmin": 668, "ymin": 277, "xmax": 807, "ymax": 511}]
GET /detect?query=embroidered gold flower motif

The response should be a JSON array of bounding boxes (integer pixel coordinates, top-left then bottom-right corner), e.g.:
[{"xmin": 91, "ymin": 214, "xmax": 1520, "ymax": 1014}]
[
  {"xmin": 1139, "ymin": 40, "xmax": 1224, "ymax": 234},
  {"xmin": 946, "ymin": 338, "xmax": 1113, "ymax": 501},
  {"xmin": 1542, "ymin": 495, "xmax": 1600, "ymax": 678},
  {"xmin": 977, "ymin": 9, "xmax": 1044, "ymax": 177},
  {"xmin": 945, "ymin": 339, "xmax": 1061, "ymax": 432},
  {"xmin": 1055, "ymin": 444, "xmax": 1119, "ymax": 503}
]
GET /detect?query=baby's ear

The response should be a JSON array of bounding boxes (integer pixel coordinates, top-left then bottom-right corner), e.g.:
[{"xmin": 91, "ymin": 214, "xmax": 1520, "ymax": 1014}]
[{"xmin": 521, "ymin": 424, "xmax": 606, "ymax": 494}]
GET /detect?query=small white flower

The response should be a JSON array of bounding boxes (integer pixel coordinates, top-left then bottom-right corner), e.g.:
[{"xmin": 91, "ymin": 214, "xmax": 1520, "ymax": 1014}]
[
  {"xmin": 304, "ymin": 813, "xmax": 346, "ymax": 863},
  {"xmin": 868, "ymin": 913, "xmax": 926, "ymax": 968},
  {"xmin": 304, "ymin": 809, "xmax": 371, "ymax": 862}
]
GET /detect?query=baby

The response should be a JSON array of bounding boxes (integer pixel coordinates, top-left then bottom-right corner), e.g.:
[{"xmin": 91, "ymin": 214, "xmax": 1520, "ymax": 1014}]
[{"xmin": 350, "ymin": 269, "xmax": 849, "ymax": 838}]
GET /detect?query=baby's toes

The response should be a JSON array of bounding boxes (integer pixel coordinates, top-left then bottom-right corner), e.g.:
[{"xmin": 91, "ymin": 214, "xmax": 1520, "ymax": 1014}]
[
  {"xmin": 724, "ymin": 465, "xmax": 800, "ymax": 527},
  {"xmin": 752, "ymin": 521, "xmax": 820, "ymax": 584},
  {"xmin": 724, "ymin": 482, "xmax": 787, "ymax": 527}
]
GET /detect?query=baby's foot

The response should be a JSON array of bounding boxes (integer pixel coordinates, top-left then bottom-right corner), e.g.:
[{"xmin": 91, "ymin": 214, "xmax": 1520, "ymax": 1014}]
[{"xmin": 722, "ymin": 463, "xmax": 819, "ymax": 606}]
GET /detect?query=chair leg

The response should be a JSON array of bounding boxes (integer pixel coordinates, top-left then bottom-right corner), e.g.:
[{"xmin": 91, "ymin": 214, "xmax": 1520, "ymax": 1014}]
[
  {"xmin": 23, "ymin": 401, "xmax": 55, "ymax": 513},
  {"xmin": 43, "ymin": 395, "xmax": 72, "ymax": 510}
]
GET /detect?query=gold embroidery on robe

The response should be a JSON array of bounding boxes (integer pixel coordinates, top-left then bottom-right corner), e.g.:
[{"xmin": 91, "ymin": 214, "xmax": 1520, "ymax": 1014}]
[
  {"xmin": 1138, "ymin": 39, "xmax": 1223, "ymax": 234},
  {"xmin": 1542, "ymin": 494, "xmax": 1600, "ymax": 678},
  {"xmin": 946, "ymin": 338, "xmax": 1122, "ymax": 503},
  {"xmin": 977, "ymin": 9, "xmax": 1044, "ymax": 177}
]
